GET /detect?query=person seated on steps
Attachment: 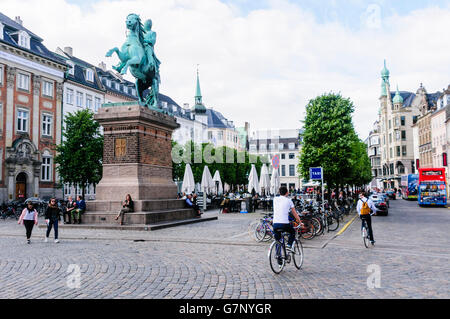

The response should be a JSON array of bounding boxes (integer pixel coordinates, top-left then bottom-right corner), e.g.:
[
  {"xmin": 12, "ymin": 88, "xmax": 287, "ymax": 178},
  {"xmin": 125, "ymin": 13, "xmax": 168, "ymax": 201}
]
[
  {"xmin": 185, "ymin": 193, "xmax": 202, "ymax": 218},
  {"xmin": 115, "ymin": 194, "xmax": 134, "ymax": 225},
  {"xmin": 71, "ymin": 195, "xmax": 86, "ymax": 224}
]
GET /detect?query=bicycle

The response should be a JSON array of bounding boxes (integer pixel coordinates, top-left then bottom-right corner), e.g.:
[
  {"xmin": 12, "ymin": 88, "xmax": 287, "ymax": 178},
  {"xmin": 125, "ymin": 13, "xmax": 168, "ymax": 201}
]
[
  {"xmin": 361, "ymin": 218, "xmax": 370, "ymax": 248},
  {"xmin": 254, "ymin": 214, "xmax": 274, "ymax": 242},
  {"xmin": 268, "ymin": 227, "xmax": 304, "ymax": 274}
]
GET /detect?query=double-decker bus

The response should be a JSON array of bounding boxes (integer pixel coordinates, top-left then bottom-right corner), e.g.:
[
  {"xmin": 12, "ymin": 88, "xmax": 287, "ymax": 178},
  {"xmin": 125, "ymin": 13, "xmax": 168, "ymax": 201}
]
[
  {"xmin": 401, "ymin": 174, "xmax": 419, "ymax": 200},
  {"xmin": 418, "ymin": 168, "xmax": 447, "ymax": 206}
]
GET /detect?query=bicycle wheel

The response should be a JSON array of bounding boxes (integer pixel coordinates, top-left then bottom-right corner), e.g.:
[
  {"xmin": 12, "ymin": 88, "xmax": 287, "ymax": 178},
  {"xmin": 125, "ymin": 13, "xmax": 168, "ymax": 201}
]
[
  {"xmin": 262, "ymin": 224, "xmax": 274, "ymax": 242},
  {"xmin": 327, "ymin": 215, "xmax": 339, "ymax": 232},
  {"xmin": 311, "ymin": 217, "xmax": 322, "ymax": 236},
  {"xmin": 268, "ymin": 241, "xmax": 285, "ymax": 274},
  {"xmin": 362, "ymin": 226, "xmax": 369, "ymax": 248},
  {"xmin": 301, "ymin": 222, "xmax": 315, "ymax": 240},
  {"xmin": 254, "ymin": 223, "xmax": 267, "ymax": 242},
  {"xmin": 292, "ymin": 240, "xmax": 304, "ymax": 270}
]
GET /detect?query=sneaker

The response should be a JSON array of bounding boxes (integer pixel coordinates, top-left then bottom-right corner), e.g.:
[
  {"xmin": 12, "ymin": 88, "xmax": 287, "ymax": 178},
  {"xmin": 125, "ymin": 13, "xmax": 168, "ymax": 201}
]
[
  {"xmin": 371, "ymin": 240, "xmax": 375, "ymax": 245},
  {"xmin": 54, "ymin": 239, "xmax": 60, "ymax": 243},
  {"xmin": 44, "ymin": 237, "xmax": 48, "ymax": 243}
]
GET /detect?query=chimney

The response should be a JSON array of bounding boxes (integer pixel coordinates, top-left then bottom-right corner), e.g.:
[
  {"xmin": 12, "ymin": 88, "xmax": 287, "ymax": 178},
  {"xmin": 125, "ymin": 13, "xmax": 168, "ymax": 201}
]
[
  {"xmin": 15, "ymin": 16, "xmax": 23, "ymax": 25},
  {"xmin": 183, "ymin": 103, "xmax": 189, "ymax": 109},
  {"xmin": 98, "ymin": 61, "xmax": 107, "ymax": 71},
  {"xmin": 64, "ymin": 46, "xmax": 73, "ymax": 56}
]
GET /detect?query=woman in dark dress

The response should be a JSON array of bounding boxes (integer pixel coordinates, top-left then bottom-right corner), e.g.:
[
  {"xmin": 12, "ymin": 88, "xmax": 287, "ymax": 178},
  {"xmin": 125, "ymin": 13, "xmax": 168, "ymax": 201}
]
[{"xmin": 115, "ymin": 194, "xmax": 134, "ymax": 225}]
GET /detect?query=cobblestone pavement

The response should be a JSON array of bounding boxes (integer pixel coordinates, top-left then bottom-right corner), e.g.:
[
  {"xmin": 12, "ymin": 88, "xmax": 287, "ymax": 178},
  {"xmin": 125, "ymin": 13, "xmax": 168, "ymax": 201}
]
[{"xmin": 0, "ymin": 200, "xmax": 448, "ymax": 299}]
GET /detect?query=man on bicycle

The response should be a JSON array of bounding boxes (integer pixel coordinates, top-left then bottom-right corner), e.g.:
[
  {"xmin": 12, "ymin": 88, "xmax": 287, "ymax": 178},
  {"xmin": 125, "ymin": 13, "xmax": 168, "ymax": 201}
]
[
  {"xmin": 356, "ymin": 191, "xmax": 377, "ymax": 245},
  {"xmin": 273, "ymin": 186, "xmax": 301, "ymax": 252}
]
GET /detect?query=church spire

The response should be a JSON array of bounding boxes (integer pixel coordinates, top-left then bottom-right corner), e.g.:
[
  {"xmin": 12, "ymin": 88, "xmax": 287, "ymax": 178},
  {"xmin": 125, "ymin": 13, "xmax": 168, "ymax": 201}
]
[
  {"xmin": 195, "ymin": 65, "xmax": 202, "ymax": 105},
  {"xmin": 194, "ymin": 65, "xmax": 206, "ymax": 114}
]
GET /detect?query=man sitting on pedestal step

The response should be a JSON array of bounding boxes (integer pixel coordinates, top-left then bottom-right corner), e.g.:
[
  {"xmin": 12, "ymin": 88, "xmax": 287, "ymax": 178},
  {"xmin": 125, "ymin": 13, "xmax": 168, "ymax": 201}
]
[{"xmin": 185, "ymin": 194, "xmax": 202, "ymax": 218}]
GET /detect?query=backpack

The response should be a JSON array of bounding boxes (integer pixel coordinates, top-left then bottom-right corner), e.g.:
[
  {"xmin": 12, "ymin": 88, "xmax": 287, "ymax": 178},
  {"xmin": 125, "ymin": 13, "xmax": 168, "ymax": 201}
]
[{"xmin": 360, "ymin": 199, "xmax": 370, "ymax": 215}]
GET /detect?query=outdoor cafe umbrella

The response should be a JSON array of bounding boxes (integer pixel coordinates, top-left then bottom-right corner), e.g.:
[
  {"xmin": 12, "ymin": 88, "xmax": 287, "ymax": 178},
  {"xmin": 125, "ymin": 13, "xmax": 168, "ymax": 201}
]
[
  {"xmin": 201, "ymin": 165, "xmax": 215, "ymax": 195},
  {"xmin": 248, "ymin": 164, "xmax": 261, "ymax": 195},
  {"xmin": 270, "ymin": 168, "xmax": 280, "ymax": 195},
  {"xmin": 212, "ymin": 170, "xmax": 223, "ymax": 195},
  {"xmin": 181, "ymin": 163, "xmax": 195, "ymax": 194},
  {"xmin": 259, "ymin": 164, "xmax": 271, "ymax": 195}
]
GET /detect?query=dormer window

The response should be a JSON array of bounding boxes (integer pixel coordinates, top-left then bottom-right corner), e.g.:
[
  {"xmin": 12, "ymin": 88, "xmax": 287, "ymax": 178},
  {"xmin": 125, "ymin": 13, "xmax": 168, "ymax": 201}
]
[
  {"xmin": 67, "ymin": 61, "xmax": 74, "ymax": 76},
  {"xmin": 18, "ymin": 31, "xmax": 30, "ymax": 49},
  {"xmin": 0, "ymin": 23, "xmax": 4, "ymax": 40},
  {"xmin": 85, "ymin": 68, "xmax": 94, "ymax": 82},
  {"xmin": 106, "ymin": 79, "xmax": 111, "ymax": 87},
  {"xmin": 131, "ymin": 88, "xmax": 136, "ymax": 96},
  {"xmin": 115, "ymin": 82, "xmax": 120, "ymax": 90}
]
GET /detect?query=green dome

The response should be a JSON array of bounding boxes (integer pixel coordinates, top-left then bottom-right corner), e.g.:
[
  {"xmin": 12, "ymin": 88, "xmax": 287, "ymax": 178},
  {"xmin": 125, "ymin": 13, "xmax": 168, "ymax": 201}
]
[
  {"xmin": 381, "ymin": 59, "xmax": 389, "ymax": 78},
  {"xmin": 393, "ymin": 86, "xmax": 403, "ymax": 104}
]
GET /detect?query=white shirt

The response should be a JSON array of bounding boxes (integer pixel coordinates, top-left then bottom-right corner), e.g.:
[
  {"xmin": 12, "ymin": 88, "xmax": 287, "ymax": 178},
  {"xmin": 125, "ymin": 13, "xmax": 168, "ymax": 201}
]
[
  {"xmin": 356, "ymin": 197, "xmax": 377, "ymax": 215},
  {"xmin": 273, "ymin": 195, "xmax": 295, "ymax": 224}
]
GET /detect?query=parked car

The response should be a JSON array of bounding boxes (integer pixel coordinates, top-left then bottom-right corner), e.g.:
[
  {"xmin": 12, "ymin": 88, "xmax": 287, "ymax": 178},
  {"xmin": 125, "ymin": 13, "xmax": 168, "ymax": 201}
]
[
  {"xmin": 386, "ymin": 190, "xmax": 396, "ymax": 200},
  {"xmin": 369, "ymin": 194, "xmax": 389, "ymax": 216},
  {"xmin": 378, "ymin": 193, "xmax": 390, "ymax": 208}
]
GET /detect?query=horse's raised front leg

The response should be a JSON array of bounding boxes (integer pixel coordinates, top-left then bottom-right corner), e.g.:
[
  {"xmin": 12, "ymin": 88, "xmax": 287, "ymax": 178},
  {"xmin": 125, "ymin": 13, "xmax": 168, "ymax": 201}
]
[{"xmin": 105, "ymin": 47, "xmax": 118, "ymax": 58}]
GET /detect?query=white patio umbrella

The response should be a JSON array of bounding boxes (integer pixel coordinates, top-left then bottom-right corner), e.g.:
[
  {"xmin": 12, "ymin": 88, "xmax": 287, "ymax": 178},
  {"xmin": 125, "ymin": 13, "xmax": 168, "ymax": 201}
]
[
  {"xmin": 201, "ymin": 165, "xmax": 214, "ymax": 195},
  {"xmin": 181, "ymin": 164, "xmax": 195, "ymax": 194},
  {"xmin": 270, "ymin": 168, "xmax": 280, "ymax": 195},
  {"xmin": 259, "ymin": 164, "xmax": 271, "ymax": 195},
  {"xmin": 248, "ymin": 164, "xmax": 261, "ymax": 195},
  {"xmin": 212, "ymin": 170, "xmax": 223, "ymax": 195},
  {"xmin": 224, "ymin": 183, "xmax": 230, "ymax": 193}
]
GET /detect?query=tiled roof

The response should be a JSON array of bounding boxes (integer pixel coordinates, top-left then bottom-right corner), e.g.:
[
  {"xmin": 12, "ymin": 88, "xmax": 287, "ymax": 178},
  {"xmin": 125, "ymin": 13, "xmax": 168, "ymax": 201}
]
[{"xmin": 0, "ymin": 12, "xmax": 66, "ymax": 66}]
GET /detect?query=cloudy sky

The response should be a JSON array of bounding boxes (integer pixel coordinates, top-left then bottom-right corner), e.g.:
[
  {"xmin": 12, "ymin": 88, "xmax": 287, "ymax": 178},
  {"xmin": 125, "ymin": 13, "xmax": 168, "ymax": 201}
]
[{"xmin": 2, "ymin": 0, "xmax": 449, "ymax": 138}]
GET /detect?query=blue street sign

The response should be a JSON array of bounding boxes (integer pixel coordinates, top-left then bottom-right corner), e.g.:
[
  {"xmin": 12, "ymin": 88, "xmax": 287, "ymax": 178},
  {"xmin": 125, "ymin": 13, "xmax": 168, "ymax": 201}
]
[{"xmin": 309, "ymin": 167, "xmax": 323, "ymax": 180}]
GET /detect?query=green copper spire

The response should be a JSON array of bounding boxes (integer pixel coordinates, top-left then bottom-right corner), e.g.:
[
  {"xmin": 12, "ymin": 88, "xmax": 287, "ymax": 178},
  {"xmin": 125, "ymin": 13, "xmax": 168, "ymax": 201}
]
[
  {"xmin": 381, "ymin": 59, "xmax": 390, "ymax": 78},
  {"xmin": 194, "ymin": 66, "xmax": 206, "ymax": 114},
  {"xmin": 393, "ymin": 85, "xmax": 403, "ymax": 104},
  {"xmin": 380, "ymin": 59, "xmax": 390, "ymax": 97}
]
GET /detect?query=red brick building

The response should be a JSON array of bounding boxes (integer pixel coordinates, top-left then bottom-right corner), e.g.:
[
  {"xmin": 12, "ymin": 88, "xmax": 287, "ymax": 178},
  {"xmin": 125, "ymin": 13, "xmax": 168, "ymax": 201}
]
[{"xmin": 0, "ymin": 13, "xmax": 66, "ymax": 202}]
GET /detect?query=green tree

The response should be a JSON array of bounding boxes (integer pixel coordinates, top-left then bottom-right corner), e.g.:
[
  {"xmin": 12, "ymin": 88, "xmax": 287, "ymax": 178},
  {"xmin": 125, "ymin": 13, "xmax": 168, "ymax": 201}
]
[
  {"xmin": 347, "ymin": 138, "xmax": 373, "ymax": 187},
  {"xmin": 298, "ymin": 93, "xmax": 357, "ymax": 190},
  {"xmin": 54, "ymin": 109, "xmax": 103, "ymax": 197}
]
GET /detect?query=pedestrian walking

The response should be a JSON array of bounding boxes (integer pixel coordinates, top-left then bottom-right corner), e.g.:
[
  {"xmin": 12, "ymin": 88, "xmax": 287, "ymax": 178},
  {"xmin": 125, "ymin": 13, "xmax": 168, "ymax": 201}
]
[
  {"xmin": 44, "ymin": 198, "xmax": 62, "ymax": 243},
  {"xmin": 18, "ymin": 201, "xmax": 38, "ymax": 244}
]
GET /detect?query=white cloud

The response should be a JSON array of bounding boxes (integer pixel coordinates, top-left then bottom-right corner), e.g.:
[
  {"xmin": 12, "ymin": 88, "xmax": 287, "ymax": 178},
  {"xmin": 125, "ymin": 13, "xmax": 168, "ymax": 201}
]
[{"xmin": 1, "ymin": 0, "xmax": 449, "ymax": 138}]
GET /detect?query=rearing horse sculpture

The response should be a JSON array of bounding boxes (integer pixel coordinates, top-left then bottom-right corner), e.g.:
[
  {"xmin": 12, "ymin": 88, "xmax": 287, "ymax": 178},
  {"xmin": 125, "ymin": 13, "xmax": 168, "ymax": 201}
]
[{"xmin": 106, "ymin": 14, "xmax": 160, "ymax": 108}]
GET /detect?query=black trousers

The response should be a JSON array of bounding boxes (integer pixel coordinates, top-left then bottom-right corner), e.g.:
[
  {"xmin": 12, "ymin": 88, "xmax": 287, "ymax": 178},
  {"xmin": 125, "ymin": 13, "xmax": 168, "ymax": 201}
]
[
  {"xmin": 273, "ymin": 223, "xmax": 296, "ymax": 247},
  {"xmin": 23, "ymin": 220, "xmax": 35, "ymax": 239},
  {"xmin": 360, "ymin": 214, "xmax": 374, "ymax": 242}
]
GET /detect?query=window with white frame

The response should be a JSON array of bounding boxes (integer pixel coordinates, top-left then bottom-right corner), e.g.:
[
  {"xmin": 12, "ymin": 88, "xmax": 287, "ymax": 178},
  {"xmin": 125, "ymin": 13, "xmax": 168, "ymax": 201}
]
[
  {"xmin": 85, "ymin": 69, "xmax": 94, "ymax": 82},
  {"xmin": 41, "ymin": 153, "xmax": 52, "ymax": 181},
  {"xmin": 278, "ymin": 143, "xmax": 284, "ymax": 150},
  {"xmin": 0, "ymin": 65, "xmax": 3, "ymax": 85},
  {"xmin": 66, "ymin": 88, "xmax": 74, "ymax": 104},
  {"xmin": 94, "ymin": 97, "xmax": 101, "ymax": 112},
  {"xmin": 288, "ymin": 143, "xmax": 295, "ymax": 150},
  {"xmin": 17, "ymin": 73, "xmax": 30, "ymax": 91},
  {"xmin": 76, "ymin": 91, "xmax": 83, "ymax": 107},
  {"xmin": 18, "ymin": 31, "xmax": 30, "ymax": 49},
  {"xmin": 260, "ymin": 144, "xmax": 266, "ymax": 151},
  {"xmin": 115, "ymin": 82, "xmax": 120, "ymax": 90},
  {"xmin": 86, "ymin": 94, "xmax": 92, "ymax": 109},
  {"xmin": 42, "ymin": 113, "xmax": 52, "ymax": 136},
  {"xmin": 123, "ymin": 85, "xmax": 128, "ymax": 94},
  {"xmin": 42, "ymin": 80, "xmax": 53, "ymax": 97},
  {"xmin": 67, "ymin": 61, "xmax": 74, "ymax": 76},
  {"xmin": 132, "ymin": 88, "xmax": 136, "ymax": 96},
  {"xmin": 17, "ymin": 108, "xmax": 29, "ymax": 133}
]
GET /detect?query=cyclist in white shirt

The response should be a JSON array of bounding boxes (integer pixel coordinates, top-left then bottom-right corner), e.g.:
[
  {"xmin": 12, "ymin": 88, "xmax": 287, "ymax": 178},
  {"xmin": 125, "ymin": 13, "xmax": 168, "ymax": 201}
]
[
  {"xmin": 356, "ymin": 191, "xmax": 377, "ymax": 245},
  {"xmin": 272, "ymin": 186, "xmax": 301, "ymax": 251}
]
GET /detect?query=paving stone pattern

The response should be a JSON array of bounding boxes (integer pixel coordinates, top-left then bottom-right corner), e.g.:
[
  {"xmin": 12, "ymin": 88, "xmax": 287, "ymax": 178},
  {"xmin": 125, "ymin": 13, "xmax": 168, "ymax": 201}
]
[{"xmin": 0, "ymin": 200, "xmax": 448, "ymax": 299}]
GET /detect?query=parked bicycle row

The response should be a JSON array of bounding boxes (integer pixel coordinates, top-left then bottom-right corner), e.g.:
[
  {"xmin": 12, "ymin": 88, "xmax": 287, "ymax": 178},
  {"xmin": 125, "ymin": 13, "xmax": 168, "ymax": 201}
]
[{"xmin": 249, "ymin": 197, "xmax": 356, "ymax": 243}]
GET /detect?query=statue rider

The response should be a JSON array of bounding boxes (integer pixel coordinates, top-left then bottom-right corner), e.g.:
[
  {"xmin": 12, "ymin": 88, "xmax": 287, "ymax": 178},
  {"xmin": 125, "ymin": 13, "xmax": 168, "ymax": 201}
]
[{"xmin": 143, "ymin": 19, "xmax": 161, "ymax": 106}]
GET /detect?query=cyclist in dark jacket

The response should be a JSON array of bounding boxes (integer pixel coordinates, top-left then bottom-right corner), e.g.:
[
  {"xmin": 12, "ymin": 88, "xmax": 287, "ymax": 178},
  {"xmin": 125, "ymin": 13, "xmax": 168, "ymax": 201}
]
[{"xmin": 45, "ymin": 198, "xmax": 61, "ymax": 243}]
